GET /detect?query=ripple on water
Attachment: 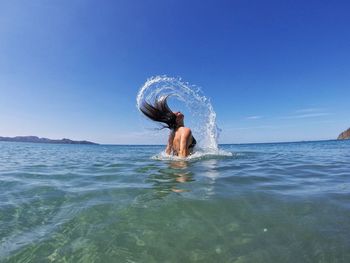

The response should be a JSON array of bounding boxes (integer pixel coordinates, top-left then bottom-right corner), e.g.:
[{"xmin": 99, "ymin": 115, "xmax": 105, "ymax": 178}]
[{"xmin": 1, "ymin": 141, "xmax": 350, "ymax": 262}]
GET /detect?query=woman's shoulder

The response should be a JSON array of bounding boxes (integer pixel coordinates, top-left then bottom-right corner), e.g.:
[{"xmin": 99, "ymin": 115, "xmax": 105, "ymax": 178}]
[{"xmin": 178, "ymin": 127, "xmax": 192, "ymax": 135}]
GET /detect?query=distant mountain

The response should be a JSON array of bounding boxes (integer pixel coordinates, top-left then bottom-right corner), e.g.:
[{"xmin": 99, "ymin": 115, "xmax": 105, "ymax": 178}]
[
  {"xmin": 0, "ymin": 136, "xmax": 98, "ymax": 145},
  {"xmin": 337, "ymin": 128, "xmax": 350, "ymax": 140}
]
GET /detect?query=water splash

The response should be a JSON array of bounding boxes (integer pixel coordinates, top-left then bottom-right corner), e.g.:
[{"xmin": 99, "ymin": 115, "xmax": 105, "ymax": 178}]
[
  {"xmin": 136, "ymin": 76, "xmax": 230, "ymax": 157},
  {"xmin": 151, "ymin": 150, "xmax": 233, "ymax": 161}
]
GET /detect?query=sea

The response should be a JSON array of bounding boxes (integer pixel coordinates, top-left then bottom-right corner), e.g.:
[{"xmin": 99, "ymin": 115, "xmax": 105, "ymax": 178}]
[{"xmin": 0, "ymin": 140, "xmax": 349, "ymax": 262}]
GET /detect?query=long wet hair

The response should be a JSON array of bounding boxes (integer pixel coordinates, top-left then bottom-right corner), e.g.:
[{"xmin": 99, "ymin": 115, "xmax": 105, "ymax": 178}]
[{"xmin": 139, "ymin": 96, "xmax": 177, "ymax": 130}]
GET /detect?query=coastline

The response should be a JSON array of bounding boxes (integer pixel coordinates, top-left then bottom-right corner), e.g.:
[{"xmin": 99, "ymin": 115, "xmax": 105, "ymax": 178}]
[{"xmin": 0, "ymin": 136, "xmax": 98, "ymax": 145}]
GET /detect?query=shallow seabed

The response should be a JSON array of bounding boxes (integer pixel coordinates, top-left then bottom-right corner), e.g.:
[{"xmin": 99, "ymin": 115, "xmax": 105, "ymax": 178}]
[{"xmin": 0, "ymin": 140, "xmax": 349, "ymax": 262}]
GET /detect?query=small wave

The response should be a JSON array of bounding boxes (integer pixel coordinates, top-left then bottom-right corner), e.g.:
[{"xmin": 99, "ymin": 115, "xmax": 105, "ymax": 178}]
[{"xmin": 151, "ymin": 149, "xmax": 233, "ymax": 161}]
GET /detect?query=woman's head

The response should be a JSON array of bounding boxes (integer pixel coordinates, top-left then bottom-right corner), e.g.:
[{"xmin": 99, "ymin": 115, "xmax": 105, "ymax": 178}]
[
  {"xmin": 139, "ymin": 96, "xmax": 183, "ymax": 130},
  {"xmin": 174, "ymin": 111, "xmax": 184, "ymax": 127}
]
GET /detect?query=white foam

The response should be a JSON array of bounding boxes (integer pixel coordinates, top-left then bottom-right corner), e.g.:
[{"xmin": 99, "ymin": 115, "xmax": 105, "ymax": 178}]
[{"xmin": 151, "ymin": 149, "xmax": 233, "ymax": 161}]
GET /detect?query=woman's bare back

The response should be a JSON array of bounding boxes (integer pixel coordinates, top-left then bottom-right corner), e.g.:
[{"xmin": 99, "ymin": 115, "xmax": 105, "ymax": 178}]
[{"xmin": 166, "ymin": 127, "xmax": 194, "ymax": 157}]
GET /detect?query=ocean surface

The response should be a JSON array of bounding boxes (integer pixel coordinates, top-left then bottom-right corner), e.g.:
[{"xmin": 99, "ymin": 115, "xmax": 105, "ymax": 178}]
[{"xmin": 0, "ymin": 140, "xmax": 349, "ymax": 262}]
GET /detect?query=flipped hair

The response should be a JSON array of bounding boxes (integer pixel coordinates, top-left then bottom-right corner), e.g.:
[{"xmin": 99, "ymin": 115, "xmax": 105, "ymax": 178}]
[{"xmin": 139, "ymin": 96, "xmax": 177, "ymax": 130}]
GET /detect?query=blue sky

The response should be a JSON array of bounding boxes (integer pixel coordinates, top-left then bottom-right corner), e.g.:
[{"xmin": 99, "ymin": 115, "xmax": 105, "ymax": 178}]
[{"xmin": 0, "ymin": 0, "xmax": 349, "ymax": 144}]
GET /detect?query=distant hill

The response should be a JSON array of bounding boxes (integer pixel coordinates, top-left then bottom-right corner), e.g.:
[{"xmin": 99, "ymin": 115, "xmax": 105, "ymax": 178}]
[
  {"xmin": 0, "ymin": 136, "xmax": 98, "ymax": 145},
  {"xmin": 337, "ymin": 128, "xmax": 350, "ymax": 140}
]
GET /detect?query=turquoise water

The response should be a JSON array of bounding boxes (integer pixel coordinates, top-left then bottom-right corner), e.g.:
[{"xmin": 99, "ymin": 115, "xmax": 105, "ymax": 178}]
[{"xmin": 0, "ymin": 140, "xmax": 350, "ymax": 262}]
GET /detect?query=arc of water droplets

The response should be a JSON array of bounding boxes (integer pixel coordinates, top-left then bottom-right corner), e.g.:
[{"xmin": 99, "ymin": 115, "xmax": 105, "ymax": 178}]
[{"xmin": 136, "ymin": 76, "xmax": 219, "ymax": 151}]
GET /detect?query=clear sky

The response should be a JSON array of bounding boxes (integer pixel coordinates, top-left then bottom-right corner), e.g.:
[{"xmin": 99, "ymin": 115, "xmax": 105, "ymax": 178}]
[{"xmin": 1, "ymin": 0, "xmax": 349, "ymax": 144}]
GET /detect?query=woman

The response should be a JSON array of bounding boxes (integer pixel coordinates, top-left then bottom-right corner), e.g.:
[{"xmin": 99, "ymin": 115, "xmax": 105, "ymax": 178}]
[{"xmin": 139, "ymin": 96, "xmax": 196, "ymax": 157}]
